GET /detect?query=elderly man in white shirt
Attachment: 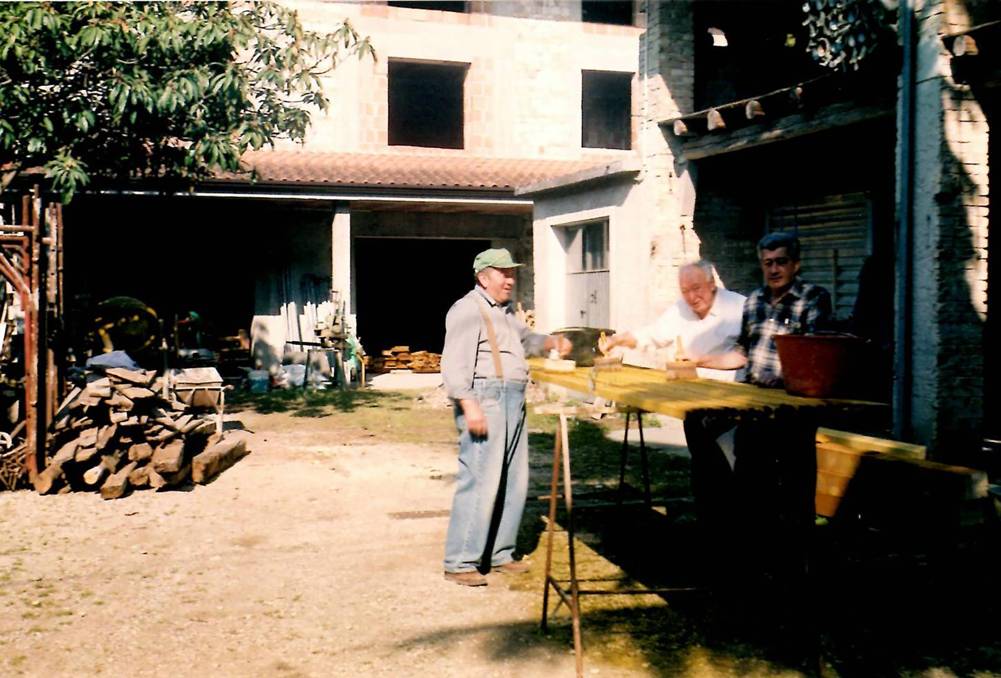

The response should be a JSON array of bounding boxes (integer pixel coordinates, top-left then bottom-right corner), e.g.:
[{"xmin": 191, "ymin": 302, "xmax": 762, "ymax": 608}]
[
  {"xmin": 599, "ymin": 259, "xmax": 745, "ymax": 586},
  {"xmin": 599, "ymin": 259, "xmax": 745, "ymax": 380}
]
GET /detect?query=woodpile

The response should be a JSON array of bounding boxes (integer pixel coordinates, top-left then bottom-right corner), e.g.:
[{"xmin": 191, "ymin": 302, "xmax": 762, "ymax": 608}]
[
  {"xmin": 34, "ymin": 367, "xmax": 249, "ymax": 499},
  {"xmin": 368, "ymin": 346, "xmax": 441, "ymax": 374}
]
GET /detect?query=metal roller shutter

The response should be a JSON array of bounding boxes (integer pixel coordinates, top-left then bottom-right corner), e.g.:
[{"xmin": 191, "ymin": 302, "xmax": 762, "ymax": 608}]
[{"xmin": 767, "ymin": 192, "xmax": 872, "ymax": 321}]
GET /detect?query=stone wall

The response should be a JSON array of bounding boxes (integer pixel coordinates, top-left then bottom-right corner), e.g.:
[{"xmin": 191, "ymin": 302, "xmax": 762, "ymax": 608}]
[{"xmin": 906, "ymin": 0, "xmax": 989, "ymax": 456}]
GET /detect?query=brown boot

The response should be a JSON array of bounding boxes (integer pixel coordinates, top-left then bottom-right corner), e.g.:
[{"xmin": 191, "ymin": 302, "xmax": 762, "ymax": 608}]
[{"xmin": 444, "ymin": 570, "xmax": 488, "ymax": 587}]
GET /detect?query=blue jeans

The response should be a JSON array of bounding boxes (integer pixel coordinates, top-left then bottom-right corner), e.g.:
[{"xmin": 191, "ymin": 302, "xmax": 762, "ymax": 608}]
[{"xmin": 443, "ymin": 379, "xmax": 528, "ymax": 573}]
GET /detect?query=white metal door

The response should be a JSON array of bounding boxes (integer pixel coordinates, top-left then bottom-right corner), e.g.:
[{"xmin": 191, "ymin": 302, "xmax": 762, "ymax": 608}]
[{"xmin": 563, "ymin": 220, "xmax": 610, "ymax": 328}]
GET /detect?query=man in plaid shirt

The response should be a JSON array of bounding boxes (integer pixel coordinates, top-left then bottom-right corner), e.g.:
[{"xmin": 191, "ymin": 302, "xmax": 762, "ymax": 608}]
[
  {"xmin": 700, "ymin": 231, "xmax": 831, "ymax": 384},
  {"xmin": 696, "ymin": 231, "xmax": 831, "ymax": 597}
]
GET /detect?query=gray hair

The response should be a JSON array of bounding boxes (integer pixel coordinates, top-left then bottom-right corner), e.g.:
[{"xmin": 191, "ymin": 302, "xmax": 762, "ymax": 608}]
[
  {"xmin": 679, "ymin": 259, "xmax": 716, "ymax": 283},
  {"xmin": 758, "ymin": 231, "xmax": 801, "ymax": 260}
]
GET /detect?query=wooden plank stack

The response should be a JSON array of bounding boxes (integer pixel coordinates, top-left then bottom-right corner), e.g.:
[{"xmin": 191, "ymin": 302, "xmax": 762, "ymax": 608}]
[
  {"xmin": 369, "ymin": 346, "xmax": 441, "ymax": 374},
  {"xmin": 33, "ymin": 367, "xmax": 249, "ymax": 499}
]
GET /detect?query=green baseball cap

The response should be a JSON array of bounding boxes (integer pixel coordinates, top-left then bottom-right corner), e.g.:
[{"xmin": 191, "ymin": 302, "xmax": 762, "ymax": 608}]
[{"xmin": 473, "ymin": 247, "xmax": 523, "ymax": 274}]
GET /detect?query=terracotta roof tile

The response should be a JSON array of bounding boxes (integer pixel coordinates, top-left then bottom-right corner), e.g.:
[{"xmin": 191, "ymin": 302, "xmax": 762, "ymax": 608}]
[{"xmin": 221, "ymin": 150, "xmax": 629, "ymax": 191}]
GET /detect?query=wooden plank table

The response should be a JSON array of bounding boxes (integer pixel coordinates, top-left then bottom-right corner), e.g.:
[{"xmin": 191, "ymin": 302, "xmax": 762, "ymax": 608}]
[
  {"xmin": 528, "ymin": 358, "xmax": 884, "ymax": 422},
  {"xmin": 529, "ymin": 358, "xmax": 888, "ymax": 676}
]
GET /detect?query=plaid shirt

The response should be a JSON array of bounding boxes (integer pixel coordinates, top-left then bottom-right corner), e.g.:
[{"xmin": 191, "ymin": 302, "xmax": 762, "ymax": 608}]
[{"xmin": 738, "ymin": 278, "xmax": 832, "ymax": 387}]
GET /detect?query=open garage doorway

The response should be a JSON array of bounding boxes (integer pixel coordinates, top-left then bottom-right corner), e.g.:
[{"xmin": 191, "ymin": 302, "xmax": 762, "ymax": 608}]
[
  {"xmin": 60, "ymin": 195, "xmax": 319, "ymax": 375},
  {"xmin": 353, "ymin": 237, "xmax": 489, "ymax": 358}
]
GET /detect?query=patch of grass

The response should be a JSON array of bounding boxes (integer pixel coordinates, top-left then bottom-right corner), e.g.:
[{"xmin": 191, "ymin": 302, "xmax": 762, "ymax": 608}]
[
  {"xmin": 230, "ymin": 388, "xmax": 456, "ymax": 445},
  {"xmin": 10, "ymin": 655, "xmax": 26, "ymax": 668}
]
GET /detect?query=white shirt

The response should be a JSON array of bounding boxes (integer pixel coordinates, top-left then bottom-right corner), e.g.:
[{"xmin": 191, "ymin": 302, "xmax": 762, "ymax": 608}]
[{"xmin": 628, "ymin": 287, "xmax": 746, "ymax": 382}]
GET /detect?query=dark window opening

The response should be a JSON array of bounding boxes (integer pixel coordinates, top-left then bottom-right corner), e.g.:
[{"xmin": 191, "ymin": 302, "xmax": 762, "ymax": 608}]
[
  {"xmin": 389, "ymin": 61, "xmax": 467, "ymax": 149},
  {"xmin": 582, "ymin": 1, "xmax": 632, "ymax": 25},
  {"xmin": 582, "ymin": 70, "xmax": 632, "ymax": 150},
  {"xmin": 388, "ymin": 1, "xmax": 467, "ymax": 13}
]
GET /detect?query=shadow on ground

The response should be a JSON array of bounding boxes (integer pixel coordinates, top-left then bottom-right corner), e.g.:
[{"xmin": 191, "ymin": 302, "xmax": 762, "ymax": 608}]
[
  {"xmin": 228, "ymin": 388, "xmax": 405, "ymax": 417},
  {"xmin": 519, "ymin": 414, "xmax": 1001, "ymax": 676}
]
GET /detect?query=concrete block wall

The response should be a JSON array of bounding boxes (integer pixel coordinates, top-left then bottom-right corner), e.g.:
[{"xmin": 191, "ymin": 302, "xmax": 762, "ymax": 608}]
[
  {"xmin": 289, "ymin": 1, "xmax": 640, "ymax": 161},
  {"xmin": 906, "ymin": 0, "xmax": 989, "ymax": 456}
]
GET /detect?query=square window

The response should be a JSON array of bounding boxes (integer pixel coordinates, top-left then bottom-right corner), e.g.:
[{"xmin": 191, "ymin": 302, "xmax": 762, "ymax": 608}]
[
  {"xmin": 389, "ymin": 61, "xmax": 467, "ymax": 149},
  {"xmin": 582, "ymin": 70, "xmax": 632, "ymax": 150},
  {"xmin": 388, "ymin": 1, "xmax": 467, "ymax": 12},
  {"xmin": 582, "ymin": 1, "xmax": 633, "ymax": 25}
]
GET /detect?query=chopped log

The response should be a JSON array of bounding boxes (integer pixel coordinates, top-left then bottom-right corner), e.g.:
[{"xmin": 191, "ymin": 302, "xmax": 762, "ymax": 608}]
[
  {"xmin": 83, "ymin": 463, "xmax": 109, "ymax": 487},
  {"xmin": 52, "ymin": 438, "xmax": 79, "ymax": 462},
  {"xmin": 77, "ymin": 428, "xmax": 99, "ymax": 448},
  {"xmin": 187, "ymin": 420, "xmax": 216, "ymax": 438},
  {"xmin": 120, "ymin": 386, "xmax": 155, "ymax": 400},
  {"xmin": 128, "ymin": 464, "xmax": 150, "ymax": 488},
  {"xmin": 147, "ymin": 467, "xmax": 167, "ymax": 490},
  {"xmin": 84, "ymin": 384, "xmax": 113, "ymax": 399},
  {"xmin": 70, "ymin": 417, "xmax": 94, "ymax": 430},
  {"xmin": 99, "ymin": 461, "xmax": 137, "ymax": 500},
  {"xmin": 191, "ymin": 437, "xmax": 248, "ymax": 484},
  {"xmin": 173, "ymin": 414, "xmax": 194, "ymax": 431},
  {"xmin": 109, "ymin": 411, "xmax": 128, "ymax": 424},
  {"xmin": 388, "ymin": 345, "xmax": 410, "ymax": 353},
  {"xmin": 158, "ymin": 463, "xmax": 191, "ymax": 490},
  {"xmin": 95, "ymin": 424, "xmax": 118, "ymax": 452},
  {"xmin": 169, "ymin": 400, "xmax": 188, "ymax": 412},
  {"xmin": 33, "ymin": 440, "xmax": 77, "ymax": 494},
  {"xmin": 87, "ymin": 377, "xmax": 112, "ymax": 389},
  {"xmin": 151, "ymin": 440, "xmax": 185, "ymax": 474},
  {"xmin": 54, "ymin": 387, "xmax": 83, "ymax": 428},
  {"xmin": 151, "ymin": 429, "xmax": 180, "ymax": 445},
  {"xmin": 75, "ymin": 446, "xmax": 98, "ymax": 464},
  {"xmin": 106, "ymin": 393, "xmax": 134, "ymax": 411},
  {"xmin": 105, "ymin": 367, "xmax": 155, "ymax": 386},
  {"xmin": 128, "ymin": 442, "xmax": 154, "ymax": 463},
  {"xmin": 33, "ymin": 454, "xmax": 67, "ymax": 492}
]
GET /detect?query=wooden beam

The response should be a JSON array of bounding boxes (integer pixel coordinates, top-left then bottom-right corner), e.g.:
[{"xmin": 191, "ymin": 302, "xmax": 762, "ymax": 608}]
[
  {"xmin": 192, "ymin": 437, "xmax": 249, "ymax": 484},
  {"xmin": 679, "ymin": 101, "xmax": 893, "ymax": 161}
]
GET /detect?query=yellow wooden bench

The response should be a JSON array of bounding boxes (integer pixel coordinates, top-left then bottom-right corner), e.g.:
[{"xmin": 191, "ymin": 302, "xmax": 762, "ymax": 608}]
[{"xmin": 816, "ymin": 428, "xmax": 988, "ymax": 519}]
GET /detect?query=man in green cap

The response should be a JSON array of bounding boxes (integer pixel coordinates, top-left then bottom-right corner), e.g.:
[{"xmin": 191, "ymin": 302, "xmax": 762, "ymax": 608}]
[{"xmin": 441, "ymin": 247, "xmax": 571, "ymax": 586}]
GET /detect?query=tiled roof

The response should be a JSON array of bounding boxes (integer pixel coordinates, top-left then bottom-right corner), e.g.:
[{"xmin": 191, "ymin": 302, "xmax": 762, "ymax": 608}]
[{"xmin": 220, "ymin": 150, "xmax": 627, "ymax": 192}]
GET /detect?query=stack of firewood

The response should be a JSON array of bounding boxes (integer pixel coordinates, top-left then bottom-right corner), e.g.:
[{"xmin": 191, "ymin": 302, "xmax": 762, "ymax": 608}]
[
  {"xmin": 34, "ymin": 367, "xmax": 248, "ymax": 500},
  {"xmin": 368, "ymin": 346, "xmax": 441, "ymax": 374}
]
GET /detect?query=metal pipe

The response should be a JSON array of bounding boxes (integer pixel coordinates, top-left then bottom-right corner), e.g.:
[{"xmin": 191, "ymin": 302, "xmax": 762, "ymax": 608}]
[{"xmin": 893, "ymin": 0, "xmax": 916, "ymax": 441}]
